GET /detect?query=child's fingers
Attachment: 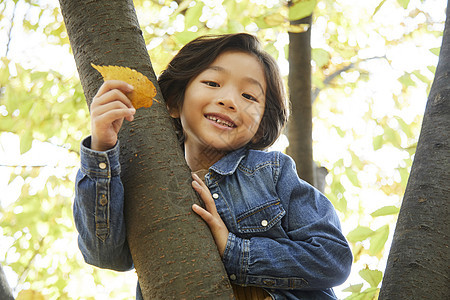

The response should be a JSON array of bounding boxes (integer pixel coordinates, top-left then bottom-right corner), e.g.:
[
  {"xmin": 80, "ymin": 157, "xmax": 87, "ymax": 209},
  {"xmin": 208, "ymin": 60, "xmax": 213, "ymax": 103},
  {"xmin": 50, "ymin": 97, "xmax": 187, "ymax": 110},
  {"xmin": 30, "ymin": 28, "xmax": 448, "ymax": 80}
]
[
  {"xmin": 191, "ymin": 175, "xmax": 218, "ymax": 214},
  {"xmin": 94, "ymin": 107, "xmax": 135, "ymax": 127},
  {"xmin": 192, "ymin": 204, "xmax": 214, "ymax": 224},
  {"xmin": 92, "ymin": 99, "xmax": 135, "ymax": 119},
  {"xmin": 92, "ymin": 87, "xmax": 134, "ymax": 110},
  {"xmin": 96, "ymin": 80, "xmax": 134, "ymax": 99},
  {"xmin": 192, "ymin": 202, "xmax": 229, "ymax": 257}
]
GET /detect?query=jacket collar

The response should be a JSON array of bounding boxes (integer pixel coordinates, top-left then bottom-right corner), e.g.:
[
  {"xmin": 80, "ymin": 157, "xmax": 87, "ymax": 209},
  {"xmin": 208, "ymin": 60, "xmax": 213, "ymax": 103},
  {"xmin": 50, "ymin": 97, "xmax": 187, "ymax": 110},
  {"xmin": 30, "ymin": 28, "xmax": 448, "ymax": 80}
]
[{"xmin": 209, "ymin": 147, "xmax": 247, "ymax": 176}]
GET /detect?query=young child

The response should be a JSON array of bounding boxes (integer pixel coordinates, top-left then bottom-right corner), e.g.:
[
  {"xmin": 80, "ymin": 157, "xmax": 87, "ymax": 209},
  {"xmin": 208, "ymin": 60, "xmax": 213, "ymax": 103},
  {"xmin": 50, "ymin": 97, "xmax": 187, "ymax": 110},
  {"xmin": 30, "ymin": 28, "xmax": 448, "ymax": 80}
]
[{"xmin": 74, "ymin": 33, "xmax": 352, "ymax": 299}]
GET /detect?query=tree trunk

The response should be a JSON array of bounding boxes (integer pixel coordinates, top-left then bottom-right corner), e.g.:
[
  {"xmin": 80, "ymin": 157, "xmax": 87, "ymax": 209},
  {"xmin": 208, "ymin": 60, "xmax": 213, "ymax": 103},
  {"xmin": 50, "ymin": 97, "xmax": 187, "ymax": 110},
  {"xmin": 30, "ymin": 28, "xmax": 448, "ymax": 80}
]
[
  {"xmin": 287, "ymin": 16, "xmax": 315, "ymax": 186},
  {"xmin": 0, "ymin": 264, "xmax": 13, "ymax": 300},
  {"xmin": 59, "ymin": 1, "xmax": 233, "ymax": 299},
  {"xmin": 379, "ymin": 2, "xmax": 450, "ymax": 299}
]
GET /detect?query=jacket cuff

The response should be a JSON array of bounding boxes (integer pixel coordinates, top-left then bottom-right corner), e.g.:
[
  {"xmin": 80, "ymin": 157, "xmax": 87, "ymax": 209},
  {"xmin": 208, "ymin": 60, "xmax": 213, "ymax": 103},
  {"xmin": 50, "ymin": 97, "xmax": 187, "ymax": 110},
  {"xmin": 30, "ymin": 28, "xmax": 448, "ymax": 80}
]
[
  {"xmin": 80, "ymin": 136, "xmax": 121, "ymax": 178},
  {"xmin": 222, "ymin": 232, "xmax": 250, "ymax": 285}
]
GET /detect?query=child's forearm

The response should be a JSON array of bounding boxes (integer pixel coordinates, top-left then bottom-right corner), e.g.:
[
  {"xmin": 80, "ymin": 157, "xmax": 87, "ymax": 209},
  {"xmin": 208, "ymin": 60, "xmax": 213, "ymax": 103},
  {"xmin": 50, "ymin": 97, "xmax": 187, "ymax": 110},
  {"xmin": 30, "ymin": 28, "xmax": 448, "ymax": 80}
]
[
  {"xmin": 222, "ymin": 231, "xmax": 351, "ymax": 290},
  {"xmin": 73, "ymin": 136, "xmax": 133, "ymax": 271}
]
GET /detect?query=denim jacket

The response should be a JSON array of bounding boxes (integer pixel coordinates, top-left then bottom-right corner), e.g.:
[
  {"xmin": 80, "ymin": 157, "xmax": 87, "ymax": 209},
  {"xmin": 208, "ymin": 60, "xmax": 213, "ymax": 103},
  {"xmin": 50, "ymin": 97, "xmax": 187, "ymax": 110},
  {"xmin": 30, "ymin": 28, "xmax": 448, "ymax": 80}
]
[{"xmin": 74, "ymin": 137, "xmax": 352, "ymax": 300}]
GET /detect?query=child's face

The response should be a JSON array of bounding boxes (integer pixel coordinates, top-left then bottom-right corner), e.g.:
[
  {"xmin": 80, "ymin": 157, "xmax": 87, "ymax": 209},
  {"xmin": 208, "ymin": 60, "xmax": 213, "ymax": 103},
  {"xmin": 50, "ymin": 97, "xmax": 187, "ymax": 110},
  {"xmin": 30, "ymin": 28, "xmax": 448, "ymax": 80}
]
[{"xmin": 172, "ymin": 50, "xmax": 266, "ymax": 153}]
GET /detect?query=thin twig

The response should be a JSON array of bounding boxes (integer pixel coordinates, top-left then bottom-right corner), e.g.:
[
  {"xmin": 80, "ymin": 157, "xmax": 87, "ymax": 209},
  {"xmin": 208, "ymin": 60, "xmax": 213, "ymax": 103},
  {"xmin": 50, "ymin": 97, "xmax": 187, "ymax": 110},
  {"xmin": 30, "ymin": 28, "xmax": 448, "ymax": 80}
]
[
  {"xmin": 5, "ymin": 1, "xmax": 17, "ymax": 58},
  {"xmin": 312, "ymin": 55, "xmax": 388, "ymax": 103},
  {"xmin": 13, "ymin": 236, "xmax": 46, "ymax": 293}
]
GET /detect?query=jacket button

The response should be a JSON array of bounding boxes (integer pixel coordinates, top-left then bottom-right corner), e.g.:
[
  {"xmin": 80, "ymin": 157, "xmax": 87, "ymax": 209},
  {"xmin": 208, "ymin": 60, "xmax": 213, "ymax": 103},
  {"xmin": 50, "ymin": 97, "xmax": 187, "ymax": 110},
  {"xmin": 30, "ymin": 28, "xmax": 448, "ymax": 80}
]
[
  {"xmin": 99, "ymin": 194, "xmax": 108, "ymax": 206},
  {"xmin": 263, "ymin": 279, "xmax": 275, "ymax": 286},
  {"xmin": 261, "ymin": 220, "xmax": 268, "ymax": 227},
  {"xmin": 212, "ymin": 193, "xmax": 219, "ymax": 199},
  {"xmin": 99, "ymin": 162, "xmax": 107, "ymax": 169},
  {"xmin": 229, "ymin": 274, "xmax": 236, "ymax": 281}
]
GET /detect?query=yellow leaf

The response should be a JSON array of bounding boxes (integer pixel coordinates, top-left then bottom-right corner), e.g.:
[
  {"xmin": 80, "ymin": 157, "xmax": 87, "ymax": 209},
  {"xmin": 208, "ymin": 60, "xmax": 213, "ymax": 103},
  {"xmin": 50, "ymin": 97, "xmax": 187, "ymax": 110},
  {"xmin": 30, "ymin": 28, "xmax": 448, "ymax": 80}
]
[
  {"xmin": 16, "ymin": 290, "xmax": 46, "ymax": 300},
  {"xmin": 91, "ymin": 63, "xmax": 158, "ymax": 109}
]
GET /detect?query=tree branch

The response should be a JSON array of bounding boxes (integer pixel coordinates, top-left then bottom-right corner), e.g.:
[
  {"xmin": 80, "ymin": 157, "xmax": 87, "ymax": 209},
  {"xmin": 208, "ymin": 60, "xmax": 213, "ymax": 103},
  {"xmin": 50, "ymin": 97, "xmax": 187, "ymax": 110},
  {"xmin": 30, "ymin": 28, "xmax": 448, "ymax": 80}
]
[
  {"xmin": 5, "ymin": 1, "xmax": 17, "ymax": 58},
  {"xmin": 312, "ymin": 55, "xmax": 387, "ymax": 103},
  {"xmin": 13, "ymin": 236, "xmax": 46, "ymax": 293}
]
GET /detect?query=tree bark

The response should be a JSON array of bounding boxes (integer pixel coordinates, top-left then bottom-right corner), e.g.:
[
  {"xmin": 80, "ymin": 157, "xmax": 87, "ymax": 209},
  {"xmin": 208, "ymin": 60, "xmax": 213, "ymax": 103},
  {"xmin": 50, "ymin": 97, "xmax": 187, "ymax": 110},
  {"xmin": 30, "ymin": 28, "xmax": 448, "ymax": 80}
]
[
  {"xmin": 0, "ymin": 264, "xmax": 13, "ymax": 300},
  {"xmin": 287, "ymin": 16, "xmax": 315, "ymax": 186},
  {"xmin": 59, "ymin": 1, "xmax": 233, "ymax": 299},
  {"xmin": 379, "ymin": 2, "xmax": 450, "ymax": 299}
]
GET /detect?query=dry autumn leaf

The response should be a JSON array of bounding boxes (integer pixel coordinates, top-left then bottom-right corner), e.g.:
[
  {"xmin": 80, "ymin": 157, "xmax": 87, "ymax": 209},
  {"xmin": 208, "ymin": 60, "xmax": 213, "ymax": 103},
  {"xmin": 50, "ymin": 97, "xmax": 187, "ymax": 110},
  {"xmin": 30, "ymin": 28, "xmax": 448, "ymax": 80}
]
[{"xmin": 91, "ymin": 63, "xmax": 158, "ymax": 109}]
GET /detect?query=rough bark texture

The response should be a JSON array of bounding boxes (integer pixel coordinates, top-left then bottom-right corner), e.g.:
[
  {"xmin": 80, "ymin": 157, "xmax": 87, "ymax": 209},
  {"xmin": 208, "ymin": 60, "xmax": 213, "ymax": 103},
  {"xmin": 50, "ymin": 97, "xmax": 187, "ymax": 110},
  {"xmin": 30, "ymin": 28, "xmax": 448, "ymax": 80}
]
[
  {"xmin": 0, "ymin": 264, "xmax": 13, "ymax": 300},
  {"xmin": 379, "ymin": 2, "xmax": 450, "ymax": 299},
  {"xmin": 59, "ymin": 0, "xmax": 233, "ymax": 298},
  {"xmin": 287, "ymin": 16, "xmax": 315, "ymax": 186}
]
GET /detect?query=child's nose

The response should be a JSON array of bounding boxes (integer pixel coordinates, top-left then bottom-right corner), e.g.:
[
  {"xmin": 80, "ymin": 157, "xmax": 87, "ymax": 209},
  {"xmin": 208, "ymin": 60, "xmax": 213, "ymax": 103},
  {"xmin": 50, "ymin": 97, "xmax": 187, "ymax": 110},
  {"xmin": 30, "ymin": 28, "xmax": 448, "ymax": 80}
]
[
  {"xmin": 217, "ymin": 91, "xmax": 238, "ymax": 110},
  {"xmin": 217, "ymin": 98, "xmax": 236, "ymax": 110}
]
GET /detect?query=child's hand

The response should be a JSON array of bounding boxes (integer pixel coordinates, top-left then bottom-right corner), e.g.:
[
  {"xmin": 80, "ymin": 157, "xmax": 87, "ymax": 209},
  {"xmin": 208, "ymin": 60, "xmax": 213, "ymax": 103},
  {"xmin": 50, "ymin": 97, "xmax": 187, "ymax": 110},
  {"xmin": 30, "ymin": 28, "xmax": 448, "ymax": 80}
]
[
  {"xmin": 90, "ymin": 80, "xmax": 136, "ymax": 151},
  {"xmin": 191, "ymin": 173, "xmax": 229, "ymax": 258}
]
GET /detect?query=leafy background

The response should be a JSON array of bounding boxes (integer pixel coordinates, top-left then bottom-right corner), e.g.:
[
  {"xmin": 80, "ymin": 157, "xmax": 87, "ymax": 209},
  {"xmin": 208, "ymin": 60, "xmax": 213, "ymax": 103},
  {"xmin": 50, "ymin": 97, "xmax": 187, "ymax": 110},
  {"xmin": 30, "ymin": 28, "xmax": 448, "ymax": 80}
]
[{"xmin": 0, "ymin": 0, "xmax": 445, "ymax": 299}]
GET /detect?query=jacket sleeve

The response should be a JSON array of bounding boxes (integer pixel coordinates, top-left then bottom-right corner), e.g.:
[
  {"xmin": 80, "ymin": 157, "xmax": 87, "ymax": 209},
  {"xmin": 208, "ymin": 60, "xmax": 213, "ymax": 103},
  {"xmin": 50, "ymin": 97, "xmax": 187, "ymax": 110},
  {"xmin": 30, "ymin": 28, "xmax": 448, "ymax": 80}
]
[
  {"xmin": 222, "ymin": 152, "xmax": 352, "ymax": 290},
  {"xmin": 73, "ymin": 136, "xmax": 133, "ymax": 271}
]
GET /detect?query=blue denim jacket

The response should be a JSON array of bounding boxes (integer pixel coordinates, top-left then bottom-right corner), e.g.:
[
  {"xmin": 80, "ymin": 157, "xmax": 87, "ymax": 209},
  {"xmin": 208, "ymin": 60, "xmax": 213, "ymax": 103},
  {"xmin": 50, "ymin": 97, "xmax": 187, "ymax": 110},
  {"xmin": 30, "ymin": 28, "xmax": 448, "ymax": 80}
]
[{"xmin": 74, "ymin": 137, "xmax": 352, "ymax": 300}]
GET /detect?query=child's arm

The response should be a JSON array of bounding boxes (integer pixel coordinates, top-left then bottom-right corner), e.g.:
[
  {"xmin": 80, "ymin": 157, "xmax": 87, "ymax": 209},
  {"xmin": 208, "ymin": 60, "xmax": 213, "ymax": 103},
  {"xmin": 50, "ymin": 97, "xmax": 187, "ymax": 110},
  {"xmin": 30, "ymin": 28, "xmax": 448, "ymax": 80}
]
[
  {"xmin": 73, "ymin": 137, "xmax": 133, "ymax": 271},
  {"xmin": 193, "ymin": 153, "xmax": 352, "ymax": 291},
  {"xmin": 73, "ymin": 81, "xmax": 136, "ymax": 271},
  {"xmin": 191, "ymin": 173, "xmax": 229, "ymax": 257}
]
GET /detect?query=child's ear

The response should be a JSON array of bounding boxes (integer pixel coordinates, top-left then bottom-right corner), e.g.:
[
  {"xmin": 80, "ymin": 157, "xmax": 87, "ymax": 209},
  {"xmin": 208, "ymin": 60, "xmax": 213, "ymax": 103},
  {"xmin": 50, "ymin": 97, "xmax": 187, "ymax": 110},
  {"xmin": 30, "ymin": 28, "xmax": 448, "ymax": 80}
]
[{"xmin": 168, "ymin": 106, "xmax": 180, "ymax": 118}]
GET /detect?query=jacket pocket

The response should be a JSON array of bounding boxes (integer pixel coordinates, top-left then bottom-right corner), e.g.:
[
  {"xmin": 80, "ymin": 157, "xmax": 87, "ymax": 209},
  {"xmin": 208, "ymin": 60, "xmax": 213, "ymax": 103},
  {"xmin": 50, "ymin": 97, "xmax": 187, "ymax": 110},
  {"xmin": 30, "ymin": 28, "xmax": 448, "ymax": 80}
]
[{"xmin": 236, "ymin": 199, "xmax": 286, "ymax": 234}]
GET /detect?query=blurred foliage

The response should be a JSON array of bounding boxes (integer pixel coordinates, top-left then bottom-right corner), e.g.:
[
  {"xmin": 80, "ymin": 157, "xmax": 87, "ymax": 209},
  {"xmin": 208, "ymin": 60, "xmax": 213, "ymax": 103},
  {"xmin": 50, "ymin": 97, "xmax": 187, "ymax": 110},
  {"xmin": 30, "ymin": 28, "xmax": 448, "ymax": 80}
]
[{"xmin": 0, "ymin": 0, "xmax": 444, "ymax": 299}]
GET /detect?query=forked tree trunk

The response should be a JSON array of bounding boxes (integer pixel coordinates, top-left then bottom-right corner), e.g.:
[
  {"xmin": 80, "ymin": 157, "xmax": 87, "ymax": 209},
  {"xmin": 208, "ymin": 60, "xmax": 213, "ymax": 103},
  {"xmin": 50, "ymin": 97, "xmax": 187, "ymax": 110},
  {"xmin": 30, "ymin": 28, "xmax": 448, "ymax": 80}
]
[
  {"xmin": 59, "ymin": 0, "xmax": 233, "ymax": 298},
  {"xmin": 287, "ymin": 15, "xmax": 315, "ymax": 186},
  {"xmin": 379, "ymin": 1, "xmax": 450, "ymax": 299}
]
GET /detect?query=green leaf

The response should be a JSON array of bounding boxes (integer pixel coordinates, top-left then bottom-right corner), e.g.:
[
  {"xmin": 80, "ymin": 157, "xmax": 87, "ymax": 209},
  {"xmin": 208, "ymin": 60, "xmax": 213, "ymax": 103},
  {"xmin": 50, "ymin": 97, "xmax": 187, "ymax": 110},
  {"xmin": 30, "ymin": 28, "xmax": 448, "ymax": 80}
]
[
  {"xmin": 412, "ymin": 70, "xmax": 429, "ymax": 83},
  {"xmin": 227, "ymin": 19, "xmax": 244, "ymax": 32},
  {"xmin": 264, "ymin": 13, "xmax": 285, "ymax": 26},
  {"xmin": 0, "ymin": 59, "xmax": 10, "ymax": 83},
  {"xmin": 335, "ymin": 126, "xmax": 345, "ymax": 138},
  {"xmin": 369, "ymin": 225, "xmax": 389, "ymax": 255},
  {"xmin": 288, "ymin": 0, "xmax": 317, "ymax": 21},
  {"xmin": 384, "ymin": 127, "xmax": 401, "ymax": 147},
  {"xmin": 312, "ymin": 48, "xmax": 330, "ymax": 68},
  {"xmin": 172, "ymin": 31, "xmax": 199, "ymax": 45},
  {"xmin": 359, "ymin": 268, "xmax": 383, "ymax": 287},
  {"xmin": 347, "ymin": 226, "xmax": 374, "ymax": 243},
  {"xmin": 397, "ymin": 0, "xmax": 410, "ymax": 8},
  {"xmin": 345, "ymin": 287, "xmax": 379, "ymax": 300},
  {"xmin": 398, "ymin": 73, "xmax": 415, "ymax": 87},
  {"xmin": 427, "ymin": 65, "xmax": 436, "ymax": 74},
  {"xmin": 371, "ymin": 205, "xmax": 399, "ymax": 217},
  {"xmin": 254, "ymin": 15, "xmax": 273, "ymax": 29},
  {"xmin": 346, "ymin": 168, "xmax": 360, "ymax": 187},
  {"xmin": 185, "ymin": 1, "xmax": 204, "ymax": 28},
  {"xmin": 343, "ymin": 283, "xmax": 363, "ymax": 293},
  {"xmin": 395, "ymin": 116, "xmax": 412, "ymax": 137},
  {"xmin": 312, "ymin": 74, "xmax": 325, "ymax": 89},
  {"xmin": 429, "ymin": 47, "xmax": 440, "ymax": 56},
  {"xmin": 373, "ymin": 0, "xmax": 387, "ymax": 16},
  {"xmin": 336, "ymin": 196, "xmax": 348, "ymax": 213},
  {"xmin": 398, "ymin": 167, "xmax": 410, "ymax": 187},
  {"xmin": 20, "ymin": 131, "xmax": 33, "ymax": 154},
  {"xmin": 373, "ymin": 135, "xmax": 383, "ymax": 150}
]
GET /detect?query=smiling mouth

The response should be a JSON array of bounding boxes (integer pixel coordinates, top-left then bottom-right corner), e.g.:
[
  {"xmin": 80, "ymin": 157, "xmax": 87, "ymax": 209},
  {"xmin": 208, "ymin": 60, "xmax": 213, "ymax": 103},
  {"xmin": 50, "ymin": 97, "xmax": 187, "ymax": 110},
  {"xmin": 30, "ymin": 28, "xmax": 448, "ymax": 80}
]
[{"xmin": 205, "ymin": 115, "xmax": 236, "ymax": 128}]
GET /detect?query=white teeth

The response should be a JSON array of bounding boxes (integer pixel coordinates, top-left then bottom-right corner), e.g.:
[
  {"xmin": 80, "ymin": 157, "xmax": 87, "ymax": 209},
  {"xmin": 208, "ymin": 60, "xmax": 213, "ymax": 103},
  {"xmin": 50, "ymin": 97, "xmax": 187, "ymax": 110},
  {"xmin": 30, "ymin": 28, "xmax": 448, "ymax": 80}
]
[{"xmin": 207, "ymin": 116, "xmax": 234, "ymax": 128}]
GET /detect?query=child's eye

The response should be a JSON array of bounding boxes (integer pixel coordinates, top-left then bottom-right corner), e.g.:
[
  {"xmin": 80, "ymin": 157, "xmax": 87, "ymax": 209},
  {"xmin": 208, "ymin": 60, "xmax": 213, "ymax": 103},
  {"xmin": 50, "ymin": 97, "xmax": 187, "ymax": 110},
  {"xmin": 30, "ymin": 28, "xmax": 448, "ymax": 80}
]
[
  {"xmin": 203, "ymin": 81, "xmax": 220, "ymax": 87},
  {"xmin": 242, "ymin": 93, "xmax": 258, "ymax": 102}
]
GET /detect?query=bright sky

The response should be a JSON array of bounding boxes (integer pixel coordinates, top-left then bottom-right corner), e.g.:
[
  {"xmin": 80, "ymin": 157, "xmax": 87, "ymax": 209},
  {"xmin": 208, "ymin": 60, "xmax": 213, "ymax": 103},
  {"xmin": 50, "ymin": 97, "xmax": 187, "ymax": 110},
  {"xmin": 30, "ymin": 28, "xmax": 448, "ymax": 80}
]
[{"xmin": 0, "ymin": 0, "xmax": 446, "ymax": 298}]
